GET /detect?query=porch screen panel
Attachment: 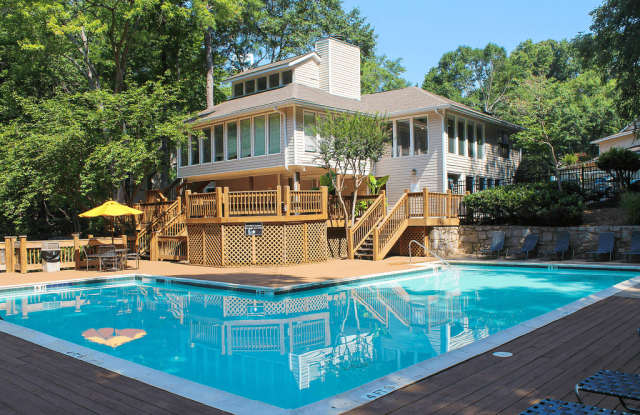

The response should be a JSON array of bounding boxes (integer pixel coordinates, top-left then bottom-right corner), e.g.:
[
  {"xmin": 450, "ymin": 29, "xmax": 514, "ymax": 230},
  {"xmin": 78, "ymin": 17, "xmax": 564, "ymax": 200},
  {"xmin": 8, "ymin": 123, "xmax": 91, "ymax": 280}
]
[
  {"xmin": 254, "ymin": 116, "xmax": 266, "ymax": 156},
  {"xmin": 413, "ymin": 117, "xmax": 428, "ymax": 155},
  {"xmin": 227, "ymin": 122, "xmax": 238, "ymax": 160},
  {"xmin": 240, "ymin": 118, "xmax": 251, "ymax": 158},
  {"xmin": 467, "ymin": 122, "xmax": 475, "ymax": 158},
  {"xmin": 268, "ymin": 113, "xmax": 280, "ymax": 154},
  {"xmin": 457, "ymin": 120, "xmax": 465, "ymax": 155},
  {"xmin": 190, "ymin": 135, "xmax": 199, "ymax": 164},
  {"xmin": 396, "ymin": 119, "xmax": 410, "ymax": 157},
  {"xmin": 447, "ymin": 118, "xmax": 455, "ymax": 153},
  {"xmin": 214, "ymin": 125, "xmax": 224, "ymax": 161},
  {"xmin": 202, "ymin": 128, "xmax": 211, "ymax": 163}
]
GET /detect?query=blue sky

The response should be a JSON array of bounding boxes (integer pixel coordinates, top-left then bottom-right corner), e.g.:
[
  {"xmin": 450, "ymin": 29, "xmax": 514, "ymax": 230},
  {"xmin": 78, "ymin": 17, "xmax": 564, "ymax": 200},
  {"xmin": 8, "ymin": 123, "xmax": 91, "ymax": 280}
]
[{"xmin": 341, "ymin": 0, "xmax": 603, "ymax": 85}]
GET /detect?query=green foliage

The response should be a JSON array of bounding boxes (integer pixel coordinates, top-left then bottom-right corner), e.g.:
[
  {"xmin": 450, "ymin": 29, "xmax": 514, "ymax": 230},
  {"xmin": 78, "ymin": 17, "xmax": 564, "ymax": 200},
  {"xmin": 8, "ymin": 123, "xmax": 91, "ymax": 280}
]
[
  {"xmin": 621, "ymin": 192, "xmax": 640, "ymax": 225},
  {"xmin": 561, "ymin": 153, "xmax": 580, "ymax": 166},
  {"xmin": 596, "ymin": 148, "xmax": 640, "ymax": 189},
  {"xmin": 361, "ymin": 56, "xmax": 409, "ymax": 94},
  {"xmin": 319, "ymin": 172, "xmax": 337, "ymax": 194},
  {"xmin": 463, "ymin": 182, "xmax": 584, "ymax": 226},
  {"xmin": 367, "ymin": 174, "xmax": 389, "ymax": 195}
]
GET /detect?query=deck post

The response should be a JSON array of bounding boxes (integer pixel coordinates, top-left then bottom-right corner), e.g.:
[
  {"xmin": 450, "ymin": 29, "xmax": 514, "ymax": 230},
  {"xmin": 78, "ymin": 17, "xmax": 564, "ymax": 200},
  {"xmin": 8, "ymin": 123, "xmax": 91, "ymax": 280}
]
[
  {"xmin": 447, "ymin": 190, "xmax": 453, "ymax": 218},
  {"xmin": 150, "ymin": 231, "xmax": 159, "ymax": 262},
  {"xmin": 120, "ymin": 234, "xmax": 127, "ymax": 249},
  {"xmin": 185, "ymin": 190, "xmax": 191, "ymax": 219},
  {"xmin": 320, "ymin": 186, "xmax": 328, "ymax": 219},
  {"xmin": 215, "ymin": 187, "xmax": 223, "ymax": 218},
  {"xmin": 4, "ymin": 236, "xmax": 14, "ymax": 273},
  {"xmin": 176, "ymin": 196, "xmax": 182, "ymax": 215},
  {"xmin": 276, "ymin": 185, "xmax": 282, "ymax": 217},
  {"xmin": 404, "ymin": 189, "xmax": 410, "ymax": 218},
  {"xmin": 18, "ymin": 235, "xmax": 27, "ymax": 274},
  {"xmin": 423, "ymin": 187, "xmax": 429, "ymax": 219},
  {"xmin": 72, "ymin": 233, "xmax": 81, "ymax": 270},
  {"xmin": 283, "ymin": 186, "xmax": 291, "ymax": 216},
  {"xmin": 373, "ymin": 228, "xmax": 380, "ymax": 261},
  {"xmin": 223, "ymin": 187, "xmax": 230, "ymax": 218},
  {"xmin": 423, "ymin": 229, "xmax": 430, "ymax": 258}
]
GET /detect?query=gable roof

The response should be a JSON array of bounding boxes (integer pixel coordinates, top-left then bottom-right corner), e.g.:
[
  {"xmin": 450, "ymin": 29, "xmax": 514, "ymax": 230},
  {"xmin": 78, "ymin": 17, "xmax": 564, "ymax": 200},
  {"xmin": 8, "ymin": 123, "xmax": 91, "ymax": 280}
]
[
  {"xmin": 222, "ymin": 52, "xmax": 320, "ymax": 83},
  {"xmin": 191, "ymin": 84, "xmax": 521, "ymax": 131},
  {"xmin": 591, "ymin": 117, "xmax": 639, "ymax": 144}
]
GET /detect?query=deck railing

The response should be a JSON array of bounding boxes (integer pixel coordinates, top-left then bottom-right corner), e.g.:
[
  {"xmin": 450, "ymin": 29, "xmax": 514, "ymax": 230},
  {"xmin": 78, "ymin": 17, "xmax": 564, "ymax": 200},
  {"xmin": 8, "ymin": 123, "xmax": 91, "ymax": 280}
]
[
  {"xmin": 408, "ymin": 188, "xmax": 466, "ymax": 219},
  {"xmin": 328, "ymin": 195, "xmax": 378, "ymax": 221},
  {"xmin": 185, "ymin": 186, "xmax": 328, "ymax": 221},
  {"xmin": 374, "ymin": 192, "xmax": 410, "ymax": 260},
  {"xmin": 347, "ymin": 192, "xmax": 386, "ymax": 258}
]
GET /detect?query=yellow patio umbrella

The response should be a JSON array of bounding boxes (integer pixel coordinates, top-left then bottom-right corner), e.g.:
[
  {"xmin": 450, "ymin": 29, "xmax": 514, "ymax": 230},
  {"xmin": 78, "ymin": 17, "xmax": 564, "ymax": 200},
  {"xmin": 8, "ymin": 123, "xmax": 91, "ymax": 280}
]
[{"xmin": 79, "ymin": 200, "xmax": 143, "ymax": 244}]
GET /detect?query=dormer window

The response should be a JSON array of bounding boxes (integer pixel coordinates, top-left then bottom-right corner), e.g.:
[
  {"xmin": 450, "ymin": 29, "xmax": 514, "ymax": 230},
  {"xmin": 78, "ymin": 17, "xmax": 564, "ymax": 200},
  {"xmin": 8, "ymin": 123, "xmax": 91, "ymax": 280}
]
[
  {"xmin": 233, "ymin": 83, "xmax": 243, "ymax": 97},
  {"xmin": 245, "ymin": 79, "xmax": 255, "ymax": 94},
  {"xmin": 257, "ymin": 77, "xmax": 267, "ymax": 91},
  {"xmin": 269, "ymin": 73, "xmax": 279, "ymax": 88},
  {"xmin": 282, "ymin": 70, "xmax": 292, "ymax": 85}
]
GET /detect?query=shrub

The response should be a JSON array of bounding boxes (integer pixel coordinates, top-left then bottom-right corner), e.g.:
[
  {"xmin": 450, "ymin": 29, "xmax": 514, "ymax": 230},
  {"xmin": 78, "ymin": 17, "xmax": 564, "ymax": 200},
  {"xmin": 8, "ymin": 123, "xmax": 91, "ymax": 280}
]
[
  {"xmin": 596, "ymin": 148, "xmax": 640, "ymax": 189},
  {"xmin": 463, "ymin": 182, "xmax": 583, "ymax": 226},
  {"xmin": 621, "ymin": 192, "xmax": 640, "ymax": 225}
]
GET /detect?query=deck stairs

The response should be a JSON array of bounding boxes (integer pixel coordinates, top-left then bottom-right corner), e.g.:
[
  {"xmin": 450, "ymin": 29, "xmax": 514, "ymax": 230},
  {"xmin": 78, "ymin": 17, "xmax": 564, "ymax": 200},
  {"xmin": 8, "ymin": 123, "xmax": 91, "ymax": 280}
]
[{"xmin": 136, "ymin": 198, "xmax": 186, "ymax": 257}]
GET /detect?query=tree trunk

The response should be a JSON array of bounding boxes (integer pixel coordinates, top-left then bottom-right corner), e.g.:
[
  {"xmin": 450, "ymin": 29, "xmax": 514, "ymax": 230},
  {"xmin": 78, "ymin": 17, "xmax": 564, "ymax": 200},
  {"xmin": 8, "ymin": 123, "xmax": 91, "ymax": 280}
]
[{"xmin": 205, "ymin": 28, "xmax": 215, "ymax": 109}]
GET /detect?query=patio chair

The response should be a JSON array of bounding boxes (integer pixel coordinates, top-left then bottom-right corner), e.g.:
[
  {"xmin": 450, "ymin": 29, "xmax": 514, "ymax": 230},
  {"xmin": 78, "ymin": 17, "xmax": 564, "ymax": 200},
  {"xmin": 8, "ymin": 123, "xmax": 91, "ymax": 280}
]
[
  {"xmin": 621, "ymin": 231, "xmax": 640, "ymax": 262},
  {"xmin": 475, "ymin": 231, "xmax": 506, "ymax": 258},
  {"xmin": 81, "ymin": 245, "xmax": 101, "ymax": 271},
  {"xmin": 510, "ymin": 233, "xmax": 539, "ymax": 259},
  {"xmin": 126, "ymin": 248, "xmax": 140, "ymax": 270},
  {"xmin": 549, "ymin": 231, "xmax": 572, "ymax": 260},
  {"xmin": 576, "ymin": 370, "xmax": 640, "ymax": 414},
  {"xmin": 96, "ymin": 245, "xmax": 120, "ymax": 271},
  {"xmin": 586, "ymin": 232, "xmax": 615, "ymax": 261},
  {"xmin": 520, "ymin": 398, "xmax": 629, "ymax": 414}
]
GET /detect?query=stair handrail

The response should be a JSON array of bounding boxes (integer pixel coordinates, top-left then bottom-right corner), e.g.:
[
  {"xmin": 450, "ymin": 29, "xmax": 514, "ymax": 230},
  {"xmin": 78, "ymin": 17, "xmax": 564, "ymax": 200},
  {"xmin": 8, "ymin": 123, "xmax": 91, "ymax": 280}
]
[
  {"xmin": 373, "ymin": 192, "xmax": 410, "ymax": 260},
  {"xmin": 408, "ymin": 239, "xmax": 451, "ymax": 268},
  {"xmin": 136, "ymin": 198, "xmax": 182, "ymax": 254},
  {"xmin": 347, "ymin": 192, "xmax": 386, "ymax": 258}
]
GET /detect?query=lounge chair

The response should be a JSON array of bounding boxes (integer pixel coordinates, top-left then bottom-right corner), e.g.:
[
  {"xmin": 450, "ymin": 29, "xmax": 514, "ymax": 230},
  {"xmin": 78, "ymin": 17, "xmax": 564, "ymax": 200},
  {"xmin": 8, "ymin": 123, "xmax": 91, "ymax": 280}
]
[
  {"xmin": 621, "ymin": 231, "xmax": 640, "ymax": 262},
  {"xmin": 576, "ymin": 370, "xmax": 640, "ymax": 413},
  {"xmin": 586, "ymin": 232, "xmax": 615, "ymax": 261},
  {"xmin": 549, "ymin": 231, "xmax": 572, "ymax": 260},
  {"xmin": 520, "ymin": 398, "xmax": 629, "ymax": 414},
  {"xmin": 510, "ymin": 233, "xmax": 539, "ymax": 259},
  {"xmin": 475, "ymin": 231, "xmax": 506, "ymax": 258}
]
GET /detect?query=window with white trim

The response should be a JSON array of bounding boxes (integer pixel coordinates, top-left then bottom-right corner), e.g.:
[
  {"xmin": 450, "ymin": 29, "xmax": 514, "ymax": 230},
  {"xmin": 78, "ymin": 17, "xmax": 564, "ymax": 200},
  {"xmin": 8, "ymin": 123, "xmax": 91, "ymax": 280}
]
[
  {"xmin": 457, "ymin": 119, "xmax": 465, "ymax": 156},
  {"xmin": 214, "ymin": 124, "xmax": 224, "ymax": 161},
  {"xmin": 477, "ymin": 124, "xmax": 484, "ymax": 158},
  {"xmin": 202, "ymin": 128, "xmax": 211, "ymax": 163},
  {"xmin": 190, "ymin": 135, "xmax": 199, "ymax": 165},
  {"xmin": 254, "ymin": 115, "xmax": 266, "ymax": 156},
  {"xmin": 227, "ymin": 121, "xmax": 238, "ymax": 160},
  {"xmin": 303, "ymin": 111, "xmax": 317, "ymax": 152},
  {"xmin": 413, "ymin": 117, "xmax": 428, "ymax": 155},
  {"xmin": 447, "ymin": 117, "xmax": 456, "ymax": 153},
  {"xmin": 268, "ymin": 113, "xmax": 281, "ymax": 154},
  {"xmin": 395, "ymin": 119, "xmax": 410, "ymax": 157},
  {"xmin": 467, "ymin": 121, "xmax": 475, "ymax": 158},
  {"xmin": 240, "ymin": 118, "xmax": 251, "ymax": 158}
]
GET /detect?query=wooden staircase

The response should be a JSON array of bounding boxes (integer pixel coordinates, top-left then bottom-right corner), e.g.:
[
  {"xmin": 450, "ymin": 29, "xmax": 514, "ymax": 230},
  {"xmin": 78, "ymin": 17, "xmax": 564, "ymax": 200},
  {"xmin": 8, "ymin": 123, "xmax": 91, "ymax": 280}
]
[
  {"xmin": 135, "ymin": 197, "xmax": 186, "ymax": 258},
  {"xmin": 354, "ymin": 235, "xmax": 374, "ymax": 260},
  {"xmin": 347, "ymin": 192, "xmax": 386, "ymax": 260}
]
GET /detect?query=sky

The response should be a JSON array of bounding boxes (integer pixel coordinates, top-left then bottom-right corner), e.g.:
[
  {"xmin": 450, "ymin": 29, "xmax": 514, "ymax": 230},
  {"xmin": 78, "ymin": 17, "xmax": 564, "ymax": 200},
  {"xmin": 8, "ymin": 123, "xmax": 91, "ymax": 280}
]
[{"xmin": 341, "ymin": 0, "xmax": 603, "ymax": 85}]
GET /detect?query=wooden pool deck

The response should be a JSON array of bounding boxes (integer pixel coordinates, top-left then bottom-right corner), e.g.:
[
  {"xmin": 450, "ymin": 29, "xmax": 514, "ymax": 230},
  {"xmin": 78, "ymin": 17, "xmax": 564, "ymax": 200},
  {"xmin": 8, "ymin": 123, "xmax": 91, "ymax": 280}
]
[{"xmin": 0, "ymin": 261, "xmax": 637, "ymax": 414}]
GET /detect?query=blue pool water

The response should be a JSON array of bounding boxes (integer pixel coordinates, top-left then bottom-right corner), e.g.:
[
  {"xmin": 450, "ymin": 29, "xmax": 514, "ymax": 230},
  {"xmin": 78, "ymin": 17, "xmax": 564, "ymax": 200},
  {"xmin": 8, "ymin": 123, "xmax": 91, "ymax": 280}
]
[{"xmin": 0, "ymin": 265, "xmax": 636, "ymax": 409}]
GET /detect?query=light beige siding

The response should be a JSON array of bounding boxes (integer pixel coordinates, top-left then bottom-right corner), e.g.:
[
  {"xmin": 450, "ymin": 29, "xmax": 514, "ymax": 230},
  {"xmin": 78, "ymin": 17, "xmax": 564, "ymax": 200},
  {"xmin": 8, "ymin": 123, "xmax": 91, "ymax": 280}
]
[
  {"xmin": 293, "ymin": 59, "xmax": 320, "ymax": 89},
  {"xmin": 314, "ymin": 38, "xmax": 360, "ymax": 100},
  {"xmin": 598, "ymin": 132, "xmax": 637, "ymax": 154}
]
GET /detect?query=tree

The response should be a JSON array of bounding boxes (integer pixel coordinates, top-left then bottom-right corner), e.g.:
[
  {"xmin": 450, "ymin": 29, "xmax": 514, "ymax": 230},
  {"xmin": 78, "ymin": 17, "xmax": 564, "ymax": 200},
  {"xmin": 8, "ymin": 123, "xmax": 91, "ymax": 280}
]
[
  {"xmin": 596, "ymin": 148, "xmax": 640, "ymax": 189},
  {"xmin": 579, "ymin": 0, "xmax": 640, "ymax": 119},
  {"xmin": 361, "ymin": 55, "xmax": 409, "ymax": 94},
  {"xmin": 315, "ymin": 112, "xmax": 389, "ymax": 231}
]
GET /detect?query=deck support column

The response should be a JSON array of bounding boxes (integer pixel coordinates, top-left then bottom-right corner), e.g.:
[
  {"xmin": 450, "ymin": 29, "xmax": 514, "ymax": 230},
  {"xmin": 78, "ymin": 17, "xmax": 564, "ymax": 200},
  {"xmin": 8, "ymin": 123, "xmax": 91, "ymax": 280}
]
[
  {"xmin": 18, "ymin": 235, "xmax": 27, "ymax": 274},
  {"xmin": 423, "ymin": 187, "xmax": 429, "ymax": 220},
  {"xmin": 320, "ymin": 186, "xmax": 328, "ymax": 220},
  {"xmin": 276, "ymin": 185, "xmax": 282, "ymax": 217},
  {"xmin": 215, "ymin": 187, "xmax": 223, "ymax": 217},
  {"xmin": 284, "ymin": 186, "xmax": 291, "ymax": 216},
  {"xmin": 4, "ymin": 236, "xmax": 14, "ymax": 273}
]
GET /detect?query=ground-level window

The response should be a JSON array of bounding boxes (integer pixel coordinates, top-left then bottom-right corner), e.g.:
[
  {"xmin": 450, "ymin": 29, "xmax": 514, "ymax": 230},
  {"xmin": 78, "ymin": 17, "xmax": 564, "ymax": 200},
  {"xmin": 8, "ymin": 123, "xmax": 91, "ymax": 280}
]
[
  {"xmin": 467, "ymin": 122, "xmax": 475, "ymax": 158},
  {"xmin": 190, "ymin": 135, "xmax": 199, "ymax": 165},
  {"xmin": 448, "ymin": 173, "xmax": 461, "ymax": 193},
  {"xmin": 202, "ymin": 128, "xmax": 211, "ymax": 163},
  {"xmin": 457, "ymin": 119, "xmax": 465, "ymax": 156},
  {"xmin": 447, "ymin": 118, "xmax": 456, "ymax": 153},
  {"xmin": 214, "ymin": 125, "xmax": 224, "ymax": 161},
  {"xmin": 268, "ymin": 113, "xmax": 281, "ymax": 154},
  {"xmin": 396, "ymin": 119, "xmax": 410, "ymax": 157},
  {"xmin": 240, "ymin": 118, "xmax": 251, "ymax": 158},
  {"xmin": 304, "ymin": 111, "xmax": 317, "ymax": 152},
  {"xmin": 227, "ymin": 122, "xmax": 238, "ymax": 160},
  {"xmin": 466, "ymin": 176, "xmax": 475, "ymax": 193},
  {"xmin": 413, "ymin": 117, "xmax": 428, "ymax": 155},
  {"xmin": 254, "ymin": 115, "xmax": 266, "ymax": 156}
]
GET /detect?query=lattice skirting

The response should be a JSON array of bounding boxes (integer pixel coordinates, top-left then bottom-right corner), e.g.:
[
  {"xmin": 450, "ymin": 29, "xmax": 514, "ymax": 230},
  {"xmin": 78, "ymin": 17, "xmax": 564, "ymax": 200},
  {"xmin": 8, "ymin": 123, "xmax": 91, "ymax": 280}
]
[
  {"xmin": 187, "ymin": 221, "xmax": 328, "ymax": 266},
  {"xmin": 327, "ymin": 228, "xmax": 347, "ymax": 259},
  {"xmin": 391, "ymin": 226, "xmax": 426, "ymax": 257}
]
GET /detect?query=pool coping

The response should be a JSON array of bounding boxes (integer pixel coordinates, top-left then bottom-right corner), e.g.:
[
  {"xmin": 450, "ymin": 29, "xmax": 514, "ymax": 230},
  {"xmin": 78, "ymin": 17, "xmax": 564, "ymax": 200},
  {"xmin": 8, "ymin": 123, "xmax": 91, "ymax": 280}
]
[{"xmin": 0, "ymin": 263, "xmax": 637, "ymax": 414}]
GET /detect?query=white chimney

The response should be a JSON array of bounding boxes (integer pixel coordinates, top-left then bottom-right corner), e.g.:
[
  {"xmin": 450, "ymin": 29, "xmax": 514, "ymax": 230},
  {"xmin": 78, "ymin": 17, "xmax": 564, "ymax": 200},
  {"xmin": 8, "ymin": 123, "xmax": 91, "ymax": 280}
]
[{"xmin": 314, "ymin": 37, "xmax": 361, "ymax": 100}]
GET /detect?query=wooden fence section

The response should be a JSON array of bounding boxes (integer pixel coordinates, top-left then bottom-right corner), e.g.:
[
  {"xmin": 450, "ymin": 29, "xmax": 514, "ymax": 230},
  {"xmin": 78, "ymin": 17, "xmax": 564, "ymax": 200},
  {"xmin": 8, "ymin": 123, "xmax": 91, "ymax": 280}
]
[
  {"xmin": 185, "ymin": 186, "xmax": 328, "ymax": 223},
  {"xmin": 150, "ymin": 235, "xmax": 187, "ymax": 262}
]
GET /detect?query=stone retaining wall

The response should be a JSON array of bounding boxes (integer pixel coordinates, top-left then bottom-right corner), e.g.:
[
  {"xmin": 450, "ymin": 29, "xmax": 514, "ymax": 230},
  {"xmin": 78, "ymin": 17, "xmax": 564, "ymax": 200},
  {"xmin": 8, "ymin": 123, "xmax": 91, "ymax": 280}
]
[{"xmin": 458, "ymin": 225, "xmax": 640, "ymax": 257}]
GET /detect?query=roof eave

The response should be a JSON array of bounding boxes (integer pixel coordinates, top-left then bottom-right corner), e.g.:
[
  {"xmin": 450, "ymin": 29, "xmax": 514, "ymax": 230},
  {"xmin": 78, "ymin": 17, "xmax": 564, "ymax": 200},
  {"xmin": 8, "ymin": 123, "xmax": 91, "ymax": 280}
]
[{"xmin": 221, "ymin": 53, "xmax": 321, "ymax": 84}]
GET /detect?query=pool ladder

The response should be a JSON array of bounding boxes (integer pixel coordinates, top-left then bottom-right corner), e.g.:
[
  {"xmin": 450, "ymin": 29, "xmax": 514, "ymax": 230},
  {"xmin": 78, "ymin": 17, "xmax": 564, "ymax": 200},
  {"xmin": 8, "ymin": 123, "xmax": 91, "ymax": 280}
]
[{"xmin": 408, "ymin": 240, "xmax": 451, "ymax": 269}]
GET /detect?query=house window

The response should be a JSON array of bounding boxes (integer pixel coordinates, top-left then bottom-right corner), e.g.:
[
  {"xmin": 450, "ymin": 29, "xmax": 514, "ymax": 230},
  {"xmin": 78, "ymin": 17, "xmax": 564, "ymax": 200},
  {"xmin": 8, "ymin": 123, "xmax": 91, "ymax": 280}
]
[
  {"xmin": 457, "ymin": 119, "xmax": 465, "ymax": 156},
  {"xmin": 466, "ymin": 176, "xmax": 475, "ymax": 193},
  {"xmin": 202, "ymin": 128, "xmax": 211, "ymax": 163},
  {"xmin": 254, "ymin": 115, "xmax": 266, "ymax": 156},
  {"xmin": 179, "ymin": 140, "xmax": 188, "ymax": 167},
  {"xmin": 447, "ymin": 118, "xmax": 456, "ymax": 153},
  {"xmin": 268, "ymin": 113, "xmax": 281, "ymax": 154},
  {"xmin": 233, "ymin": 83, "xmax": 243, "ymax": 97},
  {"xmin": 282, "ymin": 70, "xmax": 292, "ymax": 85},
  {"xmin": 488, "ymin": 178, "xmax": 494, "ymax": 188},
  {"xmin": 413, "ymin": 117, "xmax": 428, "ymax": 155},
  {"xmin": 304, "ymin": 111, "xmax": 317, "ymax": 152},
  {"xmin": 214, "ymin": 124, "xmax": 224, "ymax": 161},
  {"xmin": 476, "ymin": 124, "xmax": 484, "ymax": 158},
  {"xmin": 396, "ymin": 119, "xmax": 410, "ymax": 157},
  {"xmin": 240, "ymin": 118, "xmax": 251, "ymax": 158},
  {"xmin": 448, "ymin": 173, "xmax": 460, "ymax": 193},
  {"xmin": 245, "ymin": 79, "xmax": 255, "ymax": 95},
  {"xmin": 269, "ymin": 73, "xmax": 280, "ymax": 88},
  {"xmin": 227, "ymin": 122, "xmax": 238, "ymax": 160},
  {"xmin": 498, "ymin": 131, "xmax": 510, "ymax": 158},
  {"xmin": 467, "ymin": 122, "xmax": 475, "ymax": 158},
  {"xmin": 257, "ymin": 77, "xmax": 267, "ymax": 91},
  {"xmin": 190, "ymin": 135, "xmax": 199, "ymax": 165}
]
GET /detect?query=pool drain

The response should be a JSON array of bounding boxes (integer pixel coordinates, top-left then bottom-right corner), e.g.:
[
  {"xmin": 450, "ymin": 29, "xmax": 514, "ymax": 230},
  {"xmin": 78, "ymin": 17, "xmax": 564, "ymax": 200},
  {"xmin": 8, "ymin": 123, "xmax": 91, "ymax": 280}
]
[{"xmin": 492, "ymin": 351, "xmax": 513, "ymax": 358}]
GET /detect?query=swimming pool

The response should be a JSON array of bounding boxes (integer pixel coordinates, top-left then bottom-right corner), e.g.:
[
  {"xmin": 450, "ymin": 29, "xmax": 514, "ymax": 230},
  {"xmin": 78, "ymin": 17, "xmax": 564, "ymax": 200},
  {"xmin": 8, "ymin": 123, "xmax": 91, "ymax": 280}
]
[{"xmin": 0, "ymin": 265, "xmax": 637, "ymax": 412}]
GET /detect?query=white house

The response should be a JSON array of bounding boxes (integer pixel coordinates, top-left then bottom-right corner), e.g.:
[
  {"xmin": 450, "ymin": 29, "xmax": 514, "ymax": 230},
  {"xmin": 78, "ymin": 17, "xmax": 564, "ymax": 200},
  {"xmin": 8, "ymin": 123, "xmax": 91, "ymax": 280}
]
[{"xmin": 591, "ymin": 119, "xmax": 639, "ymax": 155}]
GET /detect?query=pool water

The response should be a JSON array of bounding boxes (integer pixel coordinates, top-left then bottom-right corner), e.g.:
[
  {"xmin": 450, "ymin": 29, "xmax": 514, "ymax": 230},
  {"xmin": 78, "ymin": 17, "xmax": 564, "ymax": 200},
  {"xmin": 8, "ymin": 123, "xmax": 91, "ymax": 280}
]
[{"xmin": 0, "ymin": 266, "xmax": 635, "ymax": 409}]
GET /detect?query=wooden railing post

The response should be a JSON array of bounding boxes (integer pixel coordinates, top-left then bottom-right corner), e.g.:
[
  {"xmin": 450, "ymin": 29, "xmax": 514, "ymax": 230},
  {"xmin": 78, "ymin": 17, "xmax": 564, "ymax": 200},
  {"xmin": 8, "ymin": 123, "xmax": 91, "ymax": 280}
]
[
  {"xmin": 320, "ymin": 186, "xmax": 328, "ymax": 219},
  {"xmin": 423, "ymin": 187, "xmax": 429, "ymax": 218},
  {"xmin": 18, "ymin": 235, "xmax": 27, "ymax": 274},
  {"xmin": 4, "ymin": 236, "xmax": 14, "ymax": 273},
  {"xmin": 404, "ymin": 189, "xmax": 410, "ymax": 218},
  {"xmin": 150, "ymin": 231, "xmax": 159, "ymax": 261},
  {"xmin": 176, "ymin": 196, "xmax": 182, "ymax": 215},
  {"xmin": 72, "ymin": 233, "xmax": 80, "ymax": 270},
  {"xmin": 215, "ymin": 187, "xmax": 223, "ymax": 218},
  {"xmin": 223, "ymin": 187, "xmax": 230, "ymax": 218},
  {"xmin": 184, "ymin": 190, "xmax": 191, "ymax": 219},
  {"xmin": 284, "ymin": 186, "xmax": 291, "ymax": 216},
  {"xmin": 276, "ymin": 185, "xmax": 282, "ymax": 216},
  {"xmin": 447, "ymin": 190, "xmax": 453, "ymax": 218},
  {"xmin": 373, "ymin": 228, "xmax": 380, "ymax": 261}
]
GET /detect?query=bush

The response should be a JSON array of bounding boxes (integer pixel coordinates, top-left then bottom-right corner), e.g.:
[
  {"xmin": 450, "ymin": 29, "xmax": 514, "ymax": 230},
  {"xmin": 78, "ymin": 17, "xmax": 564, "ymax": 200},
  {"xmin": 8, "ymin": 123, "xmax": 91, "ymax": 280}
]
[
  {"xmin": 621, "ymin": 192, "xmax": 640, "ymax": 225},
  {"xmin": 463, "ymin": 182, "xmax": 584, "ymax": 226},
  {"xmin": 596, "ymin": 148, "xmax": 640, "ymax": 189}
]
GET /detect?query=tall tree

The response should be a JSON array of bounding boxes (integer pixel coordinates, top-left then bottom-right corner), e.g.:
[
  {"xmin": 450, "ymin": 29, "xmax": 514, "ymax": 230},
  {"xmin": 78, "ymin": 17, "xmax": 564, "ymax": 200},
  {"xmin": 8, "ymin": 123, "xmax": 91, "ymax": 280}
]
[{"xmin": 360, "ymin": 55, "xmax": 409, "ymax": 94}]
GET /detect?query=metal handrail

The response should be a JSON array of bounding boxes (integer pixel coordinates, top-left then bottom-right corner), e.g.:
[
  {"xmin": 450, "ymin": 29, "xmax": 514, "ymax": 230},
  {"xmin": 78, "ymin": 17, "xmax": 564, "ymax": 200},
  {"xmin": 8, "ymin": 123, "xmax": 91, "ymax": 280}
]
[{"xmin": 408, "ymin": 240, "xmax": 451, "ymax": 268}]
